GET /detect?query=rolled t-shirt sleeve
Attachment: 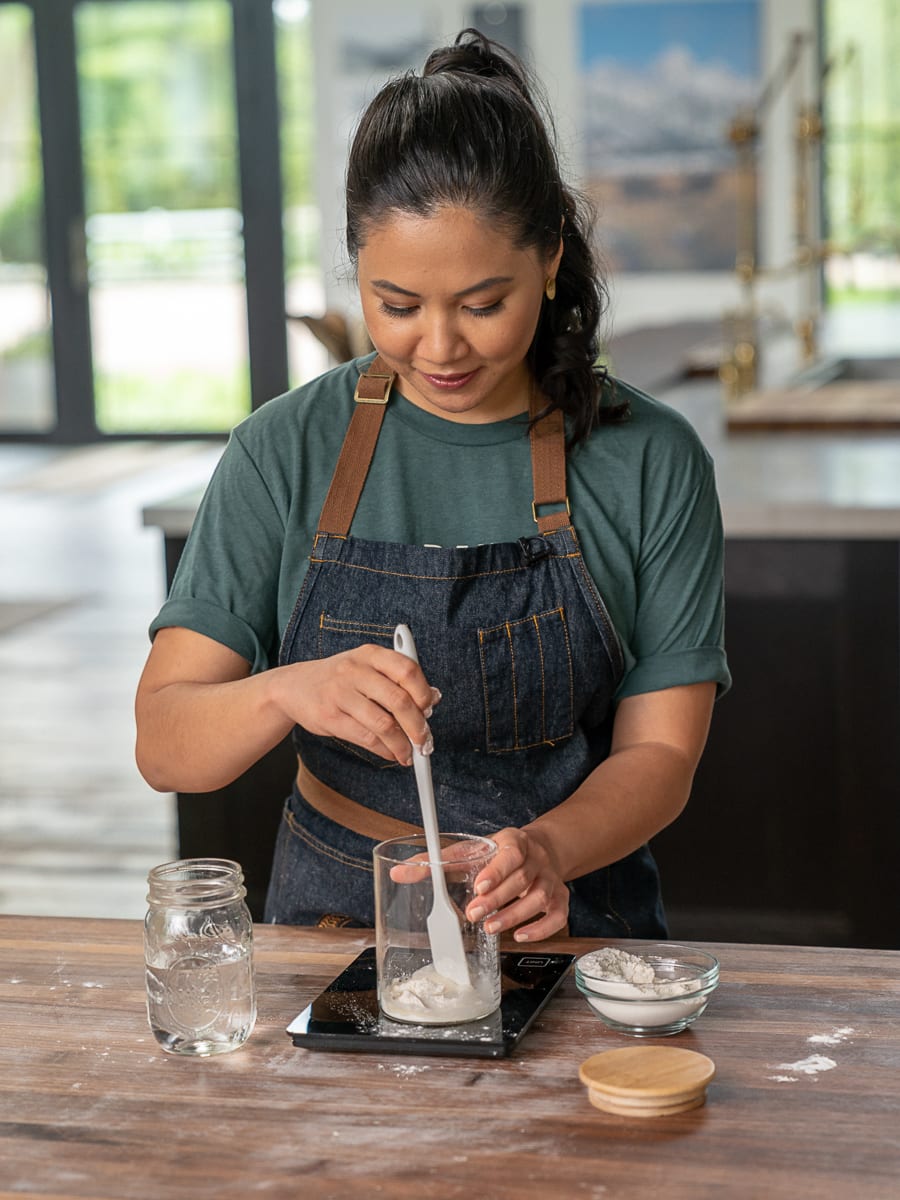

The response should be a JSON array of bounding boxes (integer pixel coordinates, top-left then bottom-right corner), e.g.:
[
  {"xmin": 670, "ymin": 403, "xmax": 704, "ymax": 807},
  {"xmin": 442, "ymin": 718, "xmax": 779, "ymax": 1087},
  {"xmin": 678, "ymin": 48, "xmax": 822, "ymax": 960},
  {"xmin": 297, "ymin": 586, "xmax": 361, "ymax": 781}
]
[
  {"xmin": 617, "ymin": 456, "xmax": 731, "ymax": 700},
  {"xmin": 148, "ymin": 430, "xmax": 285, "ymax": 674}
]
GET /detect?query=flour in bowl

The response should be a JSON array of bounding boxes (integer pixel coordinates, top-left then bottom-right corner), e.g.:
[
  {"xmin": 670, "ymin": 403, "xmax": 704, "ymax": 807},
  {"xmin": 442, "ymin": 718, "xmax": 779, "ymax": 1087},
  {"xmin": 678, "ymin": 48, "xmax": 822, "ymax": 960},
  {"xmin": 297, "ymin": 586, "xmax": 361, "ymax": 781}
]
[
  {"xmin": 578, "ymin": 947, "xmax": 697, "ymax": 998},
  {"xmin": 576, "ymin": 946, "xmax": 713, "ymax": 1029}
]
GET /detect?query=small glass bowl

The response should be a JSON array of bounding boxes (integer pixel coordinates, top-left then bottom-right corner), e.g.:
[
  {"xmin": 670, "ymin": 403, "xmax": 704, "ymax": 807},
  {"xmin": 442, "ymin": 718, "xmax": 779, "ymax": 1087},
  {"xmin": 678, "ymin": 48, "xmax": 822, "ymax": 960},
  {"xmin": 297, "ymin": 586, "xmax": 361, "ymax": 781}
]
[{"xmin": 574, "ymin": 943, "xmax": 720, "ymax": 1037}]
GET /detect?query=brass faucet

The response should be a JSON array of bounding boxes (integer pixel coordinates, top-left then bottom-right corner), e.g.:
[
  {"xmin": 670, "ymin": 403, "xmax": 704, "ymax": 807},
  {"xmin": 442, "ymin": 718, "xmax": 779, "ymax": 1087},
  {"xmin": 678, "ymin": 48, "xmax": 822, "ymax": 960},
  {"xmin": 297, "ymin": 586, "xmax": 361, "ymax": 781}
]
[{"xmin": 721, "ymin": 33, "xmax": 861, "ymax": 401}]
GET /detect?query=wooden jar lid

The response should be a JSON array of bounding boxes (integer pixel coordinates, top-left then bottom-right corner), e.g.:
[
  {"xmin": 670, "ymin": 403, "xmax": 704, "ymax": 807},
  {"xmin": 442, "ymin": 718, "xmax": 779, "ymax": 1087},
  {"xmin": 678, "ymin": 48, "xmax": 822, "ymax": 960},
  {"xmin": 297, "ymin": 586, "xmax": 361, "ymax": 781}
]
[{"xmin": 578, "ymin": 1046, "xmax": 716, "ymax": 1118}]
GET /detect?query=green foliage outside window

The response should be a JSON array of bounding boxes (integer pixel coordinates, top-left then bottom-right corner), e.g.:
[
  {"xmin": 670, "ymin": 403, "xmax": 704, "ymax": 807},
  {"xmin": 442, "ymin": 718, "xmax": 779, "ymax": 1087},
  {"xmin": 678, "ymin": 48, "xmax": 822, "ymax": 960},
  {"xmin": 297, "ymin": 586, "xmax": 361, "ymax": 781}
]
[
  {"xmin": 76, "ymin": 2, "xmax": 238, "ymax": 217},
  {"xmin": 825, "ymin": 0, "xmax": 900, "ymax": 270}
]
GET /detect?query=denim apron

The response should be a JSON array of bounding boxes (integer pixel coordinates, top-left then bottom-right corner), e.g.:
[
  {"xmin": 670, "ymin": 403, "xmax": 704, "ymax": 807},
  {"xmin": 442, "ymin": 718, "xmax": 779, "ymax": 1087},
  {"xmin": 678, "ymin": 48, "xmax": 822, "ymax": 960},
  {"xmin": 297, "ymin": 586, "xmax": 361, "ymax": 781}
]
[{"xmin": 264, "ymin": 358, "xmax": 667, "ymax": 937}]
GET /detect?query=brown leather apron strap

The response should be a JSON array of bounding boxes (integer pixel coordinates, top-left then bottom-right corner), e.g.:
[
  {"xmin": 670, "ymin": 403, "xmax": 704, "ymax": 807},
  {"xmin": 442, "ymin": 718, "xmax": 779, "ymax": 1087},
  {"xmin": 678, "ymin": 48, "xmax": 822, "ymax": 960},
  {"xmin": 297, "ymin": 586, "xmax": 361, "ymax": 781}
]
[
  {"xmin": 529, "ymin": 392, "xmax": 570, "ymax": 534},
  {"xmin": 297, "ymin": 758, "xmax": 423, "ymax": 842},
  {"xmin": 316, "ymin": 355, "xmax": 397, "ymax": 537}
]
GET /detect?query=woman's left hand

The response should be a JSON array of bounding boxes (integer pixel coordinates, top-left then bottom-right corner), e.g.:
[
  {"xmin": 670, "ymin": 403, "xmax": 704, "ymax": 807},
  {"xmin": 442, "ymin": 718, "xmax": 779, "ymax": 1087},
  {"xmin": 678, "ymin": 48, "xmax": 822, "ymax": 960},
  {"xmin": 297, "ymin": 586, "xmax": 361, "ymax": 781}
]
[{"xmin": 465, "ymin": 827, "xmax": 569, "ymax": 942}]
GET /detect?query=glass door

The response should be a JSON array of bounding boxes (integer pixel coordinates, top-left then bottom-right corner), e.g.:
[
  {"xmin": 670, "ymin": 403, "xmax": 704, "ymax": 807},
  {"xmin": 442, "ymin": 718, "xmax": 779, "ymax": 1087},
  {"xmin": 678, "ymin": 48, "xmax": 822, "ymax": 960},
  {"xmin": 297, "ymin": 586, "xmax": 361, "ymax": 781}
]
[
  {"xmin": 0, "ymin": 2, "xmax": 55, "ymax": 433},
  {"xmin": 75, "ymin": 0, "xmax": 250, "ymax": 434},
  {"xmin": 0, "ymin": 1, "xmax": 294, "ymax": 443},
  {"xmin": 275, "ymin": 0, "xmax": 327, "ymax": 388}
]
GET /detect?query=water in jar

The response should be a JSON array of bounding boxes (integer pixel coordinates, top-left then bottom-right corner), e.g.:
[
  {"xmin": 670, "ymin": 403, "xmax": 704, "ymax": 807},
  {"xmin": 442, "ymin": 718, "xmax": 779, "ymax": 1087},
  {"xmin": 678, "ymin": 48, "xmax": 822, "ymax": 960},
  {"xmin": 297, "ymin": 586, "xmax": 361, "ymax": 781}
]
[{"xmin": 145, "ymin": 940, "xmax": 255, "ymax": 1056}]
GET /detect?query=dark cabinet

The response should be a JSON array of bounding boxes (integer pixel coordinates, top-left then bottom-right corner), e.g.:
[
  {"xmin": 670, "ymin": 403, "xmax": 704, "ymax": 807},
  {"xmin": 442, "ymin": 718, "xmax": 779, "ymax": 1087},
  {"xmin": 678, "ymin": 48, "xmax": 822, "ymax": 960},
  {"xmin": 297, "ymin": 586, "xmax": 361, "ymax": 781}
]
[{"xmin": 653, "ymin": 539, "xmax": 900, "ymax": 949}]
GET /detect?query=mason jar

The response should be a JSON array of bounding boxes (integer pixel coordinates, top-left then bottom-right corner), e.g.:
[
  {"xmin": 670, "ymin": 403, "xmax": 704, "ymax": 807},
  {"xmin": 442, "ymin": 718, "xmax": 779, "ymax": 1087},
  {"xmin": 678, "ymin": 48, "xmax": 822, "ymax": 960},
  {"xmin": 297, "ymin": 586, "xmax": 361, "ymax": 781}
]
[{"xmin": 144, "ymin": 858, "xmax": 256, "ymax": 1056}]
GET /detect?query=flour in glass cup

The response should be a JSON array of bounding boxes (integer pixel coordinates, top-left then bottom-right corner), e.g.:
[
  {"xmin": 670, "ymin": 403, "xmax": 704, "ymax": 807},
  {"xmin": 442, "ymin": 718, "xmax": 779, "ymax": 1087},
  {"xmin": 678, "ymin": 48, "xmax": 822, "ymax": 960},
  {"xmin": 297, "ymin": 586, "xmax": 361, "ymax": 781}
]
[{"xmin": 381, "ymin": 961, "xmax": 498, "ymax": 1024}]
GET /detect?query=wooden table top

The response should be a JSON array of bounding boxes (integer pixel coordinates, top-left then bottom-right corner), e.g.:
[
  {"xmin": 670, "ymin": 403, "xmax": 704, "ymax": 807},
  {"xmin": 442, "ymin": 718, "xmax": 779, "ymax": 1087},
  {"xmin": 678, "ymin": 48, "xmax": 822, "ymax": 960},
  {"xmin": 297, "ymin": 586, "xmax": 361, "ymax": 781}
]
[{"xmin": 2, "ymin": 915, "xmax": 899, "ymax": 1199}]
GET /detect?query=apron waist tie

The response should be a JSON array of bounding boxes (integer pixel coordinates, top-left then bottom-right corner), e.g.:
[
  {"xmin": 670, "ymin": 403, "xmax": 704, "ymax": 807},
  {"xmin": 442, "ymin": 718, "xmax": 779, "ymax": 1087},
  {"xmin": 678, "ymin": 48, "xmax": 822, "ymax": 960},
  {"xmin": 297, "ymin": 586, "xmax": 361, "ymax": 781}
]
[{"xmin": 296, "ymin": 758, "xmax": 423, "ymax": 842}]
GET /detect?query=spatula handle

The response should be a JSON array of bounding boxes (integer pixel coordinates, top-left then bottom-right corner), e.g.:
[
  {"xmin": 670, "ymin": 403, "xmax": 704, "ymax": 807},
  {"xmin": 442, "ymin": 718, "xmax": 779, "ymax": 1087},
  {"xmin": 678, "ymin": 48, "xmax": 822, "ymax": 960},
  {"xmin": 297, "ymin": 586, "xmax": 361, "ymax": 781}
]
[{"xmin": 393, "ymin": 625, "xmax": 448, "ymax": 893}]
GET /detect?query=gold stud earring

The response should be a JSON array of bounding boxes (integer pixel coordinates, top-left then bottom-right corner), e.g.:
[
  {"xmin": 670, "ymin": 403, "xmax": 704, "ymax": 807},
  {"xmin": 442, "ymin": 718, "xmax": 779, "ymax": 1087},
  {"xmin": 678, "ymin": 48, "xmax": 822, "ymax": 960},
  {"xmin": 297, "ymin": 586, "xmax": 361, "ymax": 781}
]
[{"xmin": 545, "ymin": 277, "xmax": 556, "ymax": 301}]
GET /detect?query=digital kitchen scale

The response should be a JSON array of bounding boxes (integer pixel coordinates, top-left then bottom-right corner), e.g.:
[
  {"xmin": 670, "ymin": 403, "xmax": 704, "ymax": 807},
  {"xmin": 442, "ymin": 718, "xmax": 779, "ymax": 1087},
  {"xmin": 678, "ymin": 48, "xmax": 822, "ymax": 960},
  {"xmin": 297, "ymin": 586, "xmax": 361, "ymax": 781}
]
[{"xmin": 287, "ymin": 947, "xmax": 575, "ymax": 1059}]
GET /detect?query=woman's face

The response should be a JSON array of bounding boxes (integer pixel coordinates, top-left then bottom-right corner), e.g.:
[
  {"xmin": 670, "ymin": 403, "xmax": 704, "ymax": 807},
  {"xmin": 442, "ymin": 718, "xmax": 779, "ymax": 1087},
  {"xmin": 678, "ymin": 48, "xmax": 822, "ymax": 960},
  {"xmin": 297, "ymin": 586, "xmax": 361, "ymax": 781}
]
[{"xmin": 357, "ymin": 206, "xmax": 562, "ymax": 423}]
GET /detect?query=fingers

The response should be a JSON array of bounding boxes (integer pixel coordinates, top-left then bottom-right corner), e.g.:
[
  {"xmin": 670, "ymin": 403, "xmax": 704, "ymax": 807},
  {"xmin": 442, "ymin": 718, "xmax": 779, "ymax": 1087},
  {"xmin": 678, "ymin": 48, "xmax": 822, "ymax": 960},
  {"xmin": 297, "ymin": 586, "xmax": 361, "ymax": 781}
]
[
  {"xmin": 389, "ymin": 861, "xmax": 431, "ymax": 885},
  {"xmin": 465, "ymin": 828, "xmax": 569, "ymax": 942},
  {"xmin": 482, "ymin": 883, "xmax": 569, "ymax": 941},
  {"xmin": 389, "ymin": 839, "xmax": 488, "ymax": 885},
  {"xmin": 282, "ymin": 645, "xmax": 441, "ymax": 764},
  {"xmin": 345, "ymin": 648, "xmax": 436, "ymax": 751},
  {"xmin": 468, "ymin": 831, "xmax": 527, "ymax": 908},
  {"xmin": 322, "ymin": 705, "xmax": 416, "ymax": 764},
  {"xmin": 339, "ymin": 686, "xmax": 432, "ymax": 763}
]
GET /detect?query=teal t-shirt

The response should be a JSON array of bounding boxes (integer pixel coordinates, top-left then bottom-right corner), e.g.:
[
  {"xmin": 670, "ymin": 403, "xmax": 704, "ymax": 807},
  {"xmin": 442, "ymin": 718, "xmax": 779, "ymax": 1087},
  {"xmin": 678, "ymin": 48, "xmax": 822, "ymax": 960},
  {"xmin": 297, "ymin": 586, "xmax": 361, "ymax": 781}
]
[{"xmin": 151, "ymin": 357, "xmax": 730, "ymax": 699}]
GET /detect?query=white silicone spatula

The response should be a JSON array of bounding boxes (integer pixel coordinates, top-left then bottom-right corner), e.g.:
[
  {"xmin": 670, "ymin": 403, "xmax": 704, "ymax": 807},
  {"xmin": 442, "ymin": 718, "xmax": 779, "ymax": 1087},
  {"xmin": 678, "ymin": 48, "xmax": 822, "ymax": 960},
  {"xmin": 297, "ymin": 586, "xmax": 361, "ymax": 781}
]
[{"xmin": 393, "ymin": 624, "xmax": 471, "ymax": 988}]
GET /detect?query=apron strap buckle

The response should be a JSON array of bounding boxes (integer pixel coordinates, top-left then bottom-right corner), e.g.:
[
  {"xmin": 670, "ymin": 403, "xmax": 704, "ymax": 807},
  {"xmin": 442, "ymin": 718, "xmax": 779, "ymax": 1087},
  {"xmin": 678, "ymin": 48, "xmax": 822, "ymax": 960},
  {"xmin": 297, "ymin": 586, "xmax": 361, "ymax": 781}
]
[
  {"xmin": 354, "ymin": 368, "xmax": 394, "ymax": 404},
  {"xmin": 530, "ymin": 496, "xmax": 570, "ymax": 533}
]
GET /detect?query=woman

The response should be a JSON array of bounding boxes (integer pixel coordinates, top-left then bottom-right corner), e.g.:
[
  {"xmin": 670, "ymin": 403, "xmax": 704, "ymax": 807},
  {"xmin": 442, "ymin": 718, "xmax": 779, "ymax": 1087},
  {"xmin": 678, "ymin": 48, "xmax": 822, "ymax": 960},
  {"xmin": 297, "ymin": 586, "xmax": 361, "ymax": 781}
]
[{"xmin": 135, "ymin": 29, "xmax": 730, "ymax": 941}]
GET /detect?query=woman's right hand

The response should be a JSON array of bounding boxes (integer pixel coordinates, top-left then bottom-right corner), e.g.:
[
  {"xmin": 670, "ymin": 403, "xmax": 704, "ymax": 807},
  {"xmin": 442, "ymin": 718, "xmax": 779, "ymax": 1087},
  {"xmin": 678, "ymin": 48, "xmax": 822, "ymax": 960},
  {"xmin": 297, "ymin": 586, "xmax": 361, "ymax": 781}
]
[
  {"xmin": 271, "ymin": 645, "xmax": 440, "ymax": 765},
  {"xmin": 136, "ymin": 628, "xmax": 441, "ymax": 793}
]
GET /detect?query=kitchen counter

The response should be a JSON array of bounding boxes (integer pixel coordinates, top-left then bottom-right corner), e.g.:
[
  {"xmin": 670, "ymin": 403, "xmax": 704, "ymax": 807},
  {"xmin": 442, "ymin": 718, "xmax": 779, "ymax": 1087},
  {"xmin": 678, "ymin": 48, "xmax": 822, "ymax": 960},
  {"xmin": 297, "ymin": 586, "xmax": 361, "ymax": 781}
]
[
  {"xmin": 665, "ymin": 378, "xmax": 900, "ymax": 538},
  {"xmin": 141, "ymin": 378, "xmax": 900, "ymax": 541},
  {"xmin": 2, "ymin": 915, "xmax": 898, "ymax": 1198}
]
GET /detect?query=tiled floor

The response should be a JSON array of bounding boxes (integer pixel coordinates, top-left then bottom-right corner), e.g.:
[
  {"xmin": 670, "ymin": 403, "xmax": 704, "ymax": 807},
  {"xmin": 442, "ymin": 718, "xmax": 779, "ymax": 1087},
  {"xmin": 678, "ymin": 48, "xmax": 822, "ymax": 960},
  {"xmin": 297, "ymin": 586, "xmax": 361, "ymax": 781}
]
[{"xmin": 0, "ymin": 440, "xmax": 224, "ymax": 919}]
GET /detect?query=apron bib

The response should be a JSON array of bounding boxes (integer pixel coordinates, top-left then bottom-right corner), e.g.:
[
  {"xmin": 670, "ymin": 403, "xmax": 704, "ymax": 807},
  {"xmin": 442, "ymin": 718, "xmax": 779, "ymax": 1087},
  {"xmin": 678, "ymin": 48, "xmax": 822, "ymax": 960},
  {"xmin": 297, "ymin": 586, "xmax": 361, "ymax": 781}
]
[{"xmin": 264, "ymin": 358, "xmax": 666, "ymax": 937}]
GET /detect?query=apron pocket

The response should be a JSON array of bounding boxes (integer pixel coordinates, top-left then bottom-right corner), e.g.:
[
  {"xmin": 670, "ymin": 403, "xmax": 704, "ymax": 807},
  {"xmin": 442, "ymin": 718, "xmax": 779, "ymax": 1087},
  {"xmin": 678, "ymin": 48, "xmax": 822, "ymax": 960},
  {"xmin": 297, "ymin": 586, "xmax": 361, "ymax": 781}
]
[
  {"xmin": 478, "ymin": 607, "xmax": 574, "ymax": 752},
  {"xmin": 315, "ymin": 613, "xmax": 401, "ymax": 769},
  {"xmin": 316, "ymin": 613, "xmax": 396, "ymax": 655}
]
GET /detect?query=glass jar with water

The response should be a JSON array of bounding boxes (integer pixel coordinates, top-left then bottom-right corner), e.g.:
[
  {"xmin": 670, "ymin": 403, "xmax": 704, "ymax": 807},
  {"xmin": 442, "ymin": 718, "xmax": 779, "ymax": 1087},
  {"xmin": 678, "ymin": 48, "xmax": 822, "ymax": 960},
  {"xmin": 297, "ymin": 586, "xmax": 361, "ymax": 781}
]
[{"xmin": 144, "ymin": 858, "xmax": 256, "ymax": 1056}]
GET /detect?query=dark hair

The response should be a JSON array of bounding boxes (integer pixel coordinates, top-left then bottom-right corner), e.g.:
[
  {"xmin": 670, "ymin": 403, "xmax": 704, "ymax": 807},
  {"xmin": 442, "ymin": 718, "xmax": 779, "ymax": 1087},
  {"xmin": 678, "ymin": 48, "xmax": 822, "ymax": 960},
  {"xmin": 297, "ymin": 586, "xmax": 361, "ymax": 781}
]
[{"xmin": 345, "ymin": 28, "xmax": 627, "ymax": 446}]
